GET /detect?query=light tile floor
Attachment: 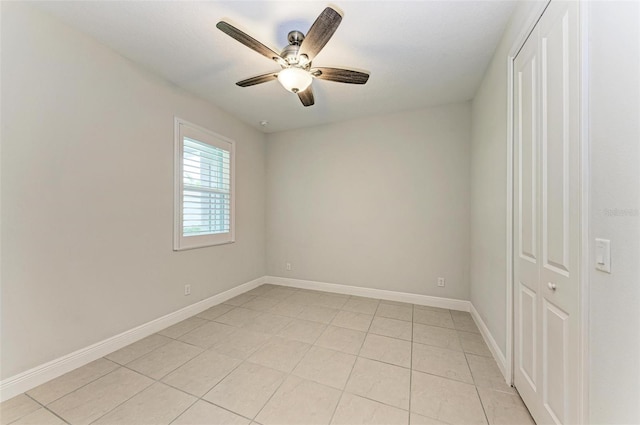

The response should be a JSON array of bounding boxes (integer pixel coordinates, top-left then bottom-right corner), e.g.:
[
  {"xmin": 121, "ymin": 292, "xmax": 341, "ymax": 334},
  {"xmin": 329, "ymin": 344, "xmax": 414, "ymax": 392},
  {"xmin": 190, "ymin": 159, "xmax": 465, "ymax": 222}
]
[{"xmin": 1, "ymin": 285, "xmax": 536, "ymax": 425}]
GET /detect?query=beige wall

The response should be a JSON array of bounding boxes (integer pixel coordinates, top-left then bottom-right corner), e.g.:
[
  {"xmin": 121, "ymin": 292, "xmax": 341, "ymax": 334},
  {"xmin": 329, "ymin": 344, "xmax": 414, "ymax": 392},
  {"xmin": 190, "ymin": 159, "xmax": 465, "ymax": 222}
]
[
  {"xmin": 266, "ymin": 103, "xmax": 471, "ymax": 300},
  {"xmin": 0, "ymin": 3, "xmax": 266, "ymax": 379},
  {"xmin": 470, "ymin": 0, "xmax": 539, "ymax": 358},
  {"xmin": 587, "ymin": 2, "xmax": 640, "ymax": 422}
]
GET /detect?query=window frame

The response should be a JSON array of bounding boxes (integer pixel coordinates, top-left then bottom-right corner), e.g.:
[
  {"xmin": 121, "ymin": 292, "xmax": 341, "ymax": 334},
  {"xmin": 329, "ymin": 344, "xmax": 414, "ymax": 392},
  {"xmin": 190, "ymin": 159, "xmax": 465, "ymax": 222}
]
[{"xmin": 173, "ymin": 117, "xmax": 236, "ymax": 251}]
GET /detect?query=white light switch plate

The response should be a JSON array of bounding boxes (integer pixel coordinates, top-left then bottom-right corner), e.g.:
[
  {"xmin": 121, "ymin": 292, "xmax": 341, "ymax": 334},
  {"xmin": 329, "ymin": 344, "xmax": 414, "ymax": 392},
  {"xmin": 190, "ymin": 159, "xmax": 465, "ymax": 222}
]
[{"xmin": 595, "ymin": 238, "xmax": 611, "ymax": 273}]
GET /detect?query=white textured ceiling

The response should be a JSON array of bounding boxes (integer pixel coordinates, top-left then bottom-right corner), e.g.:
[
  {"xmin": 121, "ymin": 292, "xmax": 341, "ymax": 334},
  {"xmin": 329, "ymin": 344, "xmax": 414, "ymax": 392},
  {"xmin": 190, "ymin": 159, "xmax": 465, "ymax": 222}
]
[{"xmin": 32, "ymin": 1, "xmax": 517, "ymax": 133}]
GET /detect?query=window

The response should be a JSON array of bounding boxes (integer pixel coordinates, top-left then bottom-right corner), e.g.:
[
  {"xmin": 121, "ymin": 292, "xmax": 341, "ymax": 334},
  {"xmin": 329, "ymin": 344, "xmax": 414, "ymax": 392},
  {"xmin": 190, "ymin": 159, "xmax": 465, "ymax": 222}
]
[{"xmin": 174, "ymin": 118, "xmax": 235, "ymax": 250}]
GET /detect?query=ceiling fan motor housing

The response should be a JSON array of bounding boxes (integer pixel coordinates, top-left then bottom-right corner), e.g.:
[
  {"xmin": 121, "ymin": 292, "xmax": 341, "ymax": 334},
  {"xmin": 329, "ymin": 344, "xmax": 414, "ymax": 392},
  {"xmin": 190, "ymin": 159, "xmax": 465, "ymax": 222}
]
[{"xmin": 281, "ymin": 42, "xmax": 310, "ymax": 67}]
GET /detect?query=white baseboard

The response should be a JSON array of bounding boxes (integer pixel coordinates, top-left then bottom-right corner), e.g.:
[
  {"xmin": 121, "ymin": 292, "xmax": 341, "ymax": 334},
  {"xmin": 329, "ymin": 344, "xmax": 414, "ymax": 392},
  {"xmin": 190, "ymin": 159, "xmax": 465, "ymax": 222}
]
[
  {"xmin": 469, "ymin": 303, "xmax": 508, "ymax": 381},
  {"xmin": 0, "ymin": 276, "xmax": 265, "ymax": 402},
  {"xmin": 2, "ymin": 275, "xmax": 512, "ymax": 403},
  {"xmin": 265, "ymin": 276, "xmax": 471, "ymax": 312}
]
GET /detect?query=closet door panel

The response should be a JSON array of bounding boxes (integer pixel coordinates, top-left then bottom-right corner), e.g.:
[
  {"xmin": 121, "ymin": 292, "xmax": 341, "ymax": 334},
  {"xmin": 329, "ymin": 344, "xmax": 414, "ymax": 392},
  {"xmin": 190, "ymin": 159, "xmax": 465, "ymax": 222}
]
[
  {"xmin": 541, "ymin": 3, "xmax": 571, "ymax": 278},
  {"xmin": 542, "ymin": 300, "xmax": 569, "ymax": 424},
  {"xmin": 518, "ymin": 48, "xmax": 538, "ymax": 266},
  {"xmin": 538, "ymin": 2, "xmax": 581, "ymax": 423}
]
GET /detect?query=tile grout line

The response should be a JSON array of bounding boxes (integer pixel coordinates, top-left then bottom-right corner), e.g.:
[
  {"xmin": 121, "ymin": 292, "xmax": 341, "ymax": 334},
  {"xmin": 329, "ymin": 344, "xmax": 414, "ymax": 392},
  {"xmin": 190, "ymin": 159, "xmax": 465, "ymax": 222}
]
[
  {"xmin": 455, "ymin": 319, "xmax": 491, "ymax": 425},
  {"xmin": 105, "ymin": 336, "xmax": 174, "ymax": 367},
  {"xmin": 197, "ymin": 289, "xmax": 352, "ymax": 423},
  {"xmin": 22, "ymin": 392, "xmax": 70, "ymax": 425},
  {"xmin": 164, "ymin": 361, "xmax": 256, "ymax": 425},
  {"xmin": 24, "ymin": 360, "xmax": 120, "ymax": 408},
  {"xmin": 26, "ymin": 363, "xmax": 157, "ymax": 425},
  {"xmin": 84, "ymin": 370, "xmax": 156, "ymax": 425},
  {"xmin": 128, "ymin": 311, "xmax": 283, "ymax": 424},
  {"xmin": 290, "ymin": 292, "xmax": 354, "ymax": 422},
  {"xmin": 25, "ymin": 339, "xmax": 195, "ymax": 424},
  {"xmin": 164, "ymin": 301, "xmax": 290, "ymax": 425},
  {"xmin": 164, "ymin": 397, "xmax": 200, "ymax": 425},
  {"xmin": 118, "ymin": 342, "xmax": 206, "ymax": 383},
  {"xmin": 333, "ymin": 299, "xmax": 437, "ymax": 417},
  {"xmin": 16, "ymin": 290, "xmax": 281, "ymax": 423},
  {"xmin": 475, "ymin": 385, "xmax": 491, "ymax": 425},
  {"xmin": 114, "ymin": 310, "xmax": 273, "ymax": 425},
  {"xmin": 336, "ymin": 300, "xmax": 417, "ymax": 418},
  {"xmin": 155, "ymin": 347, "xmax": 245, "ymax": 398},
  {"xmin": 326, "ymin": 295, "xmax": 380, "ymax": 425},
  {"xmin": 247, "ymin": 324, "xmax": 317, "ymax": 423},
  {"xmin": 408, "ymin": 305, "xmax": 415, "ymax": 424}
]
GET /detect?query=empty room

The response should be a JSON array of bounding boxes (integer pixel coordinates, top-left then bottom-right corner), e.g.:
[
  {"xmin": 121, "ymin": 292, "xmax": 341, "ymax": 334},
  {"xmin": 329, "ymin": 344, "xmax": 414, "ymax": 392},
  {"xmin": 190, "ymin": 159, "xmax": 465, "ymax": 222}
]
[{"xmin": 1, "ymin": 1, "xmax": 638, "ymax": 424}]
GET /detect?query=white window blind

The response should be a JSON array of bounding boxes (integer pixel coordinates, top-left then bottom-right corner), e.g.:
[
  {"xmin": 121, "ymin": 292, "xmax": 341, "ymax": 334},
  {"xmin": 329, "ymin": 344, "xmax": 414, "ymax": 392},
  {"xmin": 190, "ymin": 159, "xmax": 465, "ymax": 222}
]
[{"xmin": 174, "ymin": 118, "xmax": 235, "ymax": 250}]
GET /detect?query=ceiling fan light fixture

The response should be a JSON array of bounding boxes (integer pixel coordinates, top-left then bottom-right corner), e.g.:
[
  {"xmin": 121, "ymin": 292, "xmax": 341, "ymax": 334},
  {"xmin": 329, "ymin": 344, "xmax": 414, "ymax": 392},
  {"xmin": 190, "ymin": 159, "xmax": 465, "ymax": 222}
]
[{"xmin": 277, "ymin": 67, "xmax": 312, "ymax": 93}]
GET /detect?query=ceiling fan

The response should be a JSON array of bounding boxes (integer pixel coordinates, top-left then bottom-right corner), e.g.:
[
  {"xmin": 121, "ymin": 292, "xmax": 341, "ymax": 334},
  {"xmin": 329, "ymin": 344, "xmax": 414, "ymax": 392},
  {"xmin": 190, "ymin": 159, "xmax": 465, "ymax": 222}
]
[{"xmin": 216, "ymin": 6, "xmax": 370, "ymax": 107}]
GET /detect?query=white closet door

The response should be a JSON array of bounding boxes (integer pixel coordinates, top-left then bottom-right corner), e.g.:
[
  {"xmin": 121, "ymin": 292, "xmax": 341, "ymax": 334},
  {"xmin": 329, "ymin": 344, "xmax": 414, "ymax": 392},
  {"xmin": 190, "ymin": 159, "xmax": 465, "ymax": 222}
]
[{"xmin": 513, "ymin": 2, "xmax": 581, "ymax": 424}]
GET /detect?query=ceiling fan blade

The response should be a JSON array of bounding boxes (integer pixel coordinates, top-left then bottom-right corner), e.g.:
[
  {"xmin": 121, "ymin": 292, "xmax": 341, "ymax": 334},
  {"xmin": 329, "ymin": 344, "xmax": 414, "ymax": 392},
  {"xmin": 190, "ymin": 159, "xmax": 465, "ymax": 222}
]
[
  {"xmin": 311, "ymin": 67, "xmax": 370, "ymax": 84},
  {"xmin": 297, "ymin": 86, "xmax": 315, "ymax": 107},
  {"xmin": 236, "ymin": 72, "xmax": 279, "ymax": 87},
  {"xmin": 217, "ymin": 21, "xmax": 282, "ymax": 63},
  {"xmin": 299, "ymin": 7, "xmax": 342, "ymax": 60}
]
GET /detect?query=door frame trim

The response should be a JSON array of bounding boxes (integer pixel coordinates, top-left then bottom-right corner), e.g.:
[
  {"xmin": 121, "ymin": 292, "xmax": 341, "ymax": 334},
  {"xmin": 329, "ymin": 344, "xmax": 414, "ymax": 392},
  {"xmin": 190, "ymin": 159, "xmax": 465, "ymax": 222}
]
[{"xmin": 505, "ymin": 1, "xmax": 589, "ymax": 423}]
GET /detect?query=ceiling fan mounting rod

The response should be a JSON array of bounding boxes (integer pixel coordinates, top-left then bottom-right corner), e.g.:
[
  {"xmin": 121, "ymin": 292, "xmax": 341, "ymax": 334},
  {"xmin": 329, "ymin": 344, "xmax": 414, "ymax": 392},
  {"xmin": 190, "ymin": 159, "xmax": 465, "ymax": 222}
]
[{"xmin": 287, "ymin": 30, "xmax": 305, "ymax": 46}]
